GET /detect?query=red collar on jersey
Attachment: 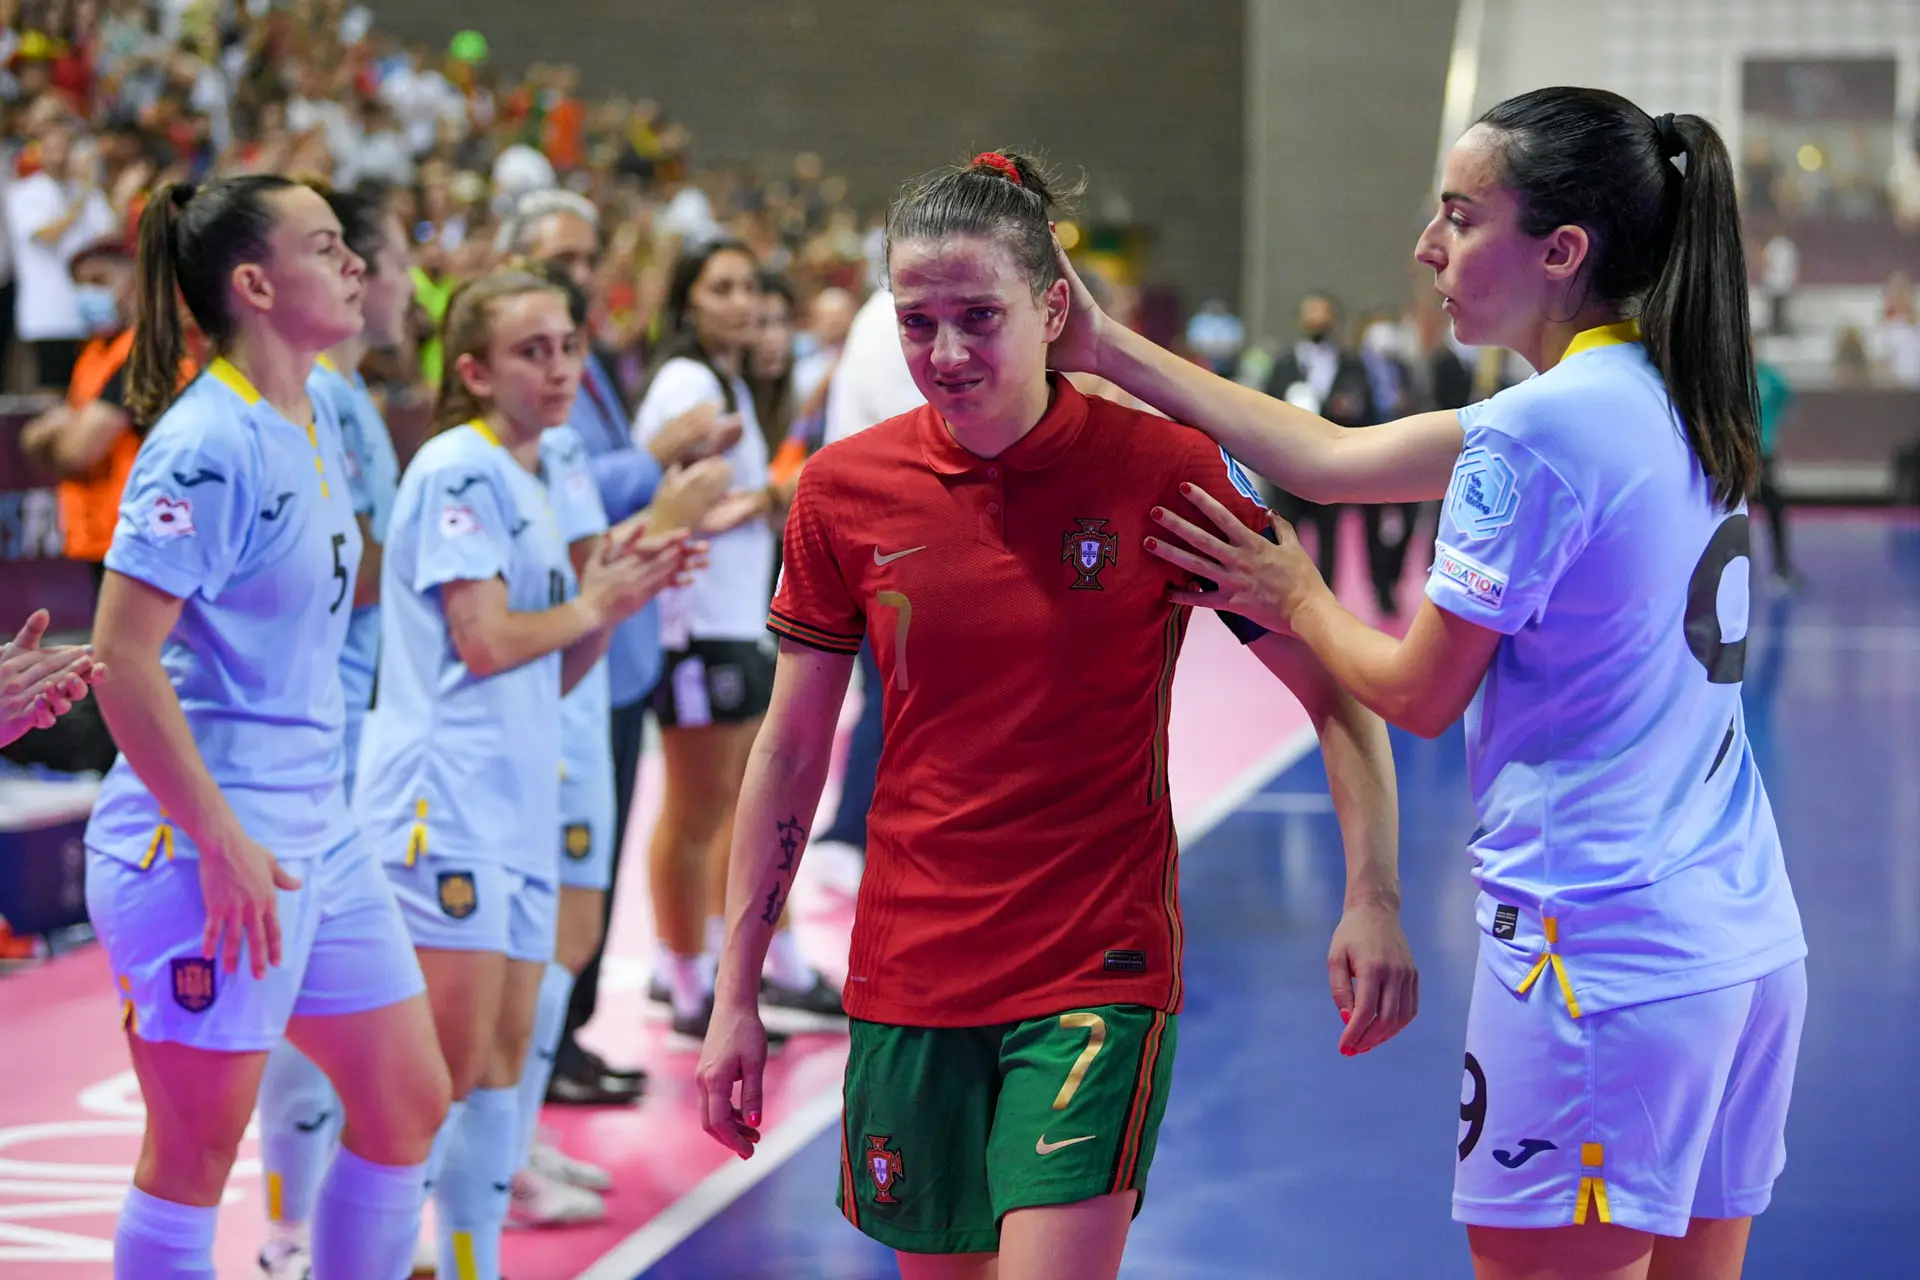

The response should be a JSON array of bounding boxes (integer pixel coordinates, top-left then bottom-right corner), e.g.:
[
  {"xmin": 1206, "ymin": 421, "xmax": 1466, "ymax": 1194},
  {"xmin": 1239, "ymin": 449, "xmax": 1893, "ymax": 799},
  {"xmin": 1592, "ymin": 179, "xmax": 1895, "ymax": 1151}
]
[{"xmin": 917, "ymin": 374, "xmax": 1091, "ymax": 476}]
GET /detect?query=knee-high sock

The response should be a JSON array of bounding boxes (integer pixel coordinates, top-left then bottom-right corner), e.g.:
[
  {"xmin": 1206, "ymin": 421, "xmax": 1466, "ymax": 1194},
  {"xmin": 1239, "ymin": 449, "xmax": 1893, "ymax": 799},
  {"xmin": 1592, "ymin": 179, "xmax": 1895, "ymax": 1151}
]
[
  {"xmin": 434, "ymin": 1086, "xmax": 517, "ymax": 1280},
  {"xmin": 310, "ymin": 1147, "xmax": 426, "ymax": 1280},
  {"xmin": 114, "ymin": 1187, "xmax": 216, "ymax": 1280},
  {"xmin": 256, "ymin": 1040, "xmax": 341, "ymax": 1235},
  {"xmin": 422, "ymin": 1096, "xmax": 467, "ymax": 1195},
  {"xmin": 517, "ymin": 963, "xmax": 575, "ymax": 1166}
]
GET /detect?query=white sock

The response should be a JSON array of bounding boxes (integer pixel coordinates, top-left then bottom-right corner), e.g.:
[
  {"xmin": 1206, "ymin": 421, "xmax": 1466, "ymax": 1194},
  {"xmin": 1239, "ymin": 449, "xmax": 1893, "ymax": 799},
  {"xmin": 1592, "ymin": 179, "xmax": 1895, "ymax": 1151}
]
[
  {"xmin": 763, "ymin": 929, "xmax": 813, "ymax": 991},
  {"xmin": 663, "ymin": 952, "xmax": 707, "ymax": 1020}
]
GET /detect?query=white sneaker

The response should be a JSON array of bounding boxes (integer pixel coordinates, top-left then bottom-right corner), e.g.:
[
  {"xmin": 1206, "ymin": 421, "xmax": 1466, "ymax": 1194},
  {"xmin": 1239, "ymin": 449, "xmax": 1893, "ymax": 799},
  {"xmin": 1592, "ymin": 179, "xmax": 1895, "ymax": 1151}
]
[
  {"xmin": 507, "ymin": 1165, "xmax": 606, "ymax": 1228},
  {"xmin": 410, "ymin": 1231, "xmax": 437, "ymax": 1275},
  {"xmin": 531, "ymin": 1138, "xmax": 613, "ymax": 1192},
  {"xmin": 257, "ymin": 1241, "xmax": 311, "ymax": 1280}
]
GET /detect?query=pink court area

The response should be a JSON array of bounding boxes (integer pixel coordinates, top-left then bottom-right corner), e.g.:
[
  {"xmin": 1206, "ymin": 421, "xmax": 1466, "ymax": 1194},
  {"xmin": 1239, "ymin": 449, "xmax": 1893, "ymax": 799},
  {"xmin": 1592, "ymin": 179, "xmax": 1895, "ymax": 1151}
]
[{"xmin": 0, "ymin": 513, "xmax": 1413, "ymax": 1278}]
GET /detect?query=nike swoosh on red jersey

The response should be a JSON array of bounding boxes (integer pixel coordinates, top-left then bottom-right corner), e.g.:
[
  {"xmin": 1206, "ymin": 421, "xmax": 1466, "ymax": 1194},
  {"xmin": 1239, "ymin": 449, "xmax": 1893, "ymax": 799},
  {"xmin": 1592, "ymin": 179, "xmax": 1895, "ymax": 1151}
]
[{"xmin": 873, "ymin": 546, "xmax": 927, "ymax": 566}]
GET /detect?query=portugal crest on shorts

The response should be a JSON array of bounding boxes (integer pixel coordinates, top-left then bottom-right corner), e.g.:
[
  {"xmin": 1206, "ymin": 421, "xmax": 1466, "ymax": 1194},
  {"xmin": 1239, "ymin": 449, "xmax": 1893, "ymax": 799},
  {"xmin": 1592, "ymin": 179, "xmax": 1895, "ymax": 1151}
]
[
  {"xmin": 563, "ymin": 823, "xmax": 592, "ymax": 861},
  {"xmin": 1062, "ymin": 518, "xmax": 1118, "ymax": 591},
  {"xmin": 170, "ymin": 957, "xmax": 216, "ymax": 1013},
  {"xmin": 864, "ymin": 1134, "xmax": 904, "ymax": 1204},
  {"xmin": 437, "ymin": 871, "xmax": 478, "ymax": 919}
]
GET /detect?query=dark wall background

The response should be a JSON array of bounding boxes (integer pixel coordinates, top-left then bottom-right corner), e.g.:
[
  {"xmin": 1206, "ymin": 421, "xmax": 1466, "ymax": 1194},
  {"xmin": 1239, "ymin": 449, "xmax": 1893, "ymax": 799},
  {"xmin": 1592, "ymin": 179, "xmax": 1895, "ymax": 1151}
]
[{"xmin": 380, "ymin": 1, "xmax": 1245, "ymax": 305}]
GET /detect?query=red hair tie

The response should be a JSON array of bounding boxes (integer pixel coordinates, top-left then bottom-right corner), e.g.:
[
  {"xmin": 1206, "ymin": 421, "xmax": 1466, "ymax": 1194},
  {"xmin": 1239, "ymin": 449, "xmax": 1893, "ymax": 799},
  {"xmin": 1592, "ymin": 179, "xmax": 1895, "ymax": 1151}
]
[{"xmin": 972, "ymin": 152, "xmax": 1022, "ymax": 185}]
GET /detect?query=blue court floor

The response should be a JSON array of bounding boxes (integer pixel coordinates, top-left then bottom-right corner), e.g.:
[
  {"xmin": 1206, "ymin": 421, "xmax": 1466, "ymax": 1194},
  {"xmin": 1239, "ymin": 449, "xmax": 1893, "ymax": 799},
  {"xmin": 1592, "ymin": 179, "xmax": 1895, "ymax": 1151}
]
[{"xmin": 638, "ymin": 514, "xmax": 1920, "ymax": 1279}]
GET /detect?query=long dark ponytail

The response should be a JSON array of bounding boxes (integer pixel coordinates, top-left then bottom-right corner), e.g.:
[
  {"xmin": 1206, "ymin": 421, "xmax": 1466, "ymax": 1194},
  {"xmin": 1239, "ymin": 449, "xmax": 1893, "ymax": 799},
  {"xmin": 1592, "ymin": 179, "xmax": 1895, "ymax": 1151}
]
[
  {"xmin": 129, "ymin": 175, "xmax": 298, "ymax": 427},
  {"xmin": 1477, "ymin": 88, "xmax": 1758, "ymax": 508}
]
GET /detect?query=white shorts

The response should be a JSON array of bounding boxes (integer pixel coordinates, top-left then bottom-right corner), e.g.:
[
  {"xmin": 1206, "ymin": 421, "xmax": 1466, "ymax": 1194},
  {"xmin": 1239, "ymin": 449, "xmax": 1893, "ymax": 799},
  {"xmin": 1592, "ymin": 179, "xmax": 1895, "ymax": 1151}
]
[
  {"xmin": 557, "ymin": 766, "xmax": 616, "ymax": 893},
  {"xmin": 86, "ymin": 836, "xmax": 425, "ymax": 1052},
  {"xmin": 385, "ymin": 856, "xmax": 557, "ymax": 964},
  {"xmin": 1453, "ymin": 955, "xmax": 1806, "ymax": 1237}
]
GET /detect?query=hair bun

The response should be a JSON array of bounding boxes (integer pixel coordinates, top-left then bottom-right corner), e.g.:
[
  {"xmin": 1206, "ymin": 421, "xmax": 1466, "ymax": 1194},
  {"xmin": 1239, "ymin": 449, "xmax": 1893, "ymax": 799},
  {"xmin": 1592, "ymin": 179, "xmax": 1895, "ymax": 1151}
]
[
  {"xmin": 169, "ymin": 182, "xmax": 197, "ymax": 208},
  {"xmin": 1652, "ymin": 113, "xmax": 1685, "ymax": 160},
  {"xmin": 972, "ymin": 152, "xmax": 1023, "ymax": 186}
]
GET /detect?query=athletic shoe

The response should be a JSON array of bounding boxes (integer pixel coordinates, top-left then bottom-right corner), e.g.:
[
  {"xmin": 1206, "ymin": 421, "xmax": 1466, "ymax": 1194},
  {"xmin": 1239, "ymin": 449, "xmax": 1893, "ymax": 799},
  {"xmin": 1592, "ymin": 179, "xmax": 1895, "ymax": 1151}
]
[
  {"xmin": 257, "ymin": 1242, "xmax": 311, "ymax": 1280},
  {"xmin": 576, "ymin": 1044, "xmax": 646, "ymax": 1087},
  {"xmin": 530, "ymin": 1138, "xmax": 613, "ymax": 1192},
  {"xmin": 545, "ymin": 1042, "xmax": 646, "ymax": 1106},
  {"xmin": 507, "ymin": 1166, "xmax": 605, "ymax": 1228},
  {"xmin": 760, "ymin": 974, "xmax": 848, "ymax": 1034}
]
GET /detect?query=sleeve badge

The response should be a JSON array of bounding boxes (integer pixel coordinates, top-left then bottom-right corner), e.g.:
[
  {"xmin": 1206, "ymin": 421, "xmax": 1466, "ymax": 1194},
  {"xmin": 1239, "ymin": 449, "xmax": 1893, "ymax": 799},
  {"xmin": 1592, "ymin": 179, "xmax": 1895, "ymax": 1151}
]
[{"xmin": 145, "ymin": 495, "xmax": 195, "ymax": 540}]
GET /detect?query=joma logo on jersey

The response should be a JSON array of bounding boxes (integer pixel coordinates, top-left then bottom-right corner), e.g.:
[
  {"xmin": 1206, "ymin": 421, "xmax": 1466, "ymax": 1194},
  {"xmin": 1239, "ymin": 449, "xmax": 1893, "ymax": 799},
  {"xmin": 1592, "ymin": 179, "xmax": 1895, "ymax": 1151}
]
[
  {"xmin": 865, "ymin": 1135, "xmax": 904, "ymax": 1204},
  {"xmin": 1062, "ymin": 518, "xmax": 1118, "ymax": 590},
  {"xmin": 170, "ymin": 957, "xmax": 216, "ymax": 1013},
  {"xmin": 1448, "ymin": 447, "xmax": 1520, "ymax": 539}
]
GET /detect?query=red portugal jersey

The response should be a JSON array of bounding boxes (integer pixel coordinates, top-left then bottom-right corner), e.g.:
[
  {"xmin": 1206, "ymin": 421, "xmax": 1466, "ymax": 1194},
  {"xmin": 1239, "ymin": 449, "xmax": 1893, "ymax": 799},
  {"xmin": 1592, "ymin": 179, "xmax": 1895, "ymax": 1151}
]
[{"xmin": 769, "ymin": 378, "xmax": 1269, "ymax": 1027}]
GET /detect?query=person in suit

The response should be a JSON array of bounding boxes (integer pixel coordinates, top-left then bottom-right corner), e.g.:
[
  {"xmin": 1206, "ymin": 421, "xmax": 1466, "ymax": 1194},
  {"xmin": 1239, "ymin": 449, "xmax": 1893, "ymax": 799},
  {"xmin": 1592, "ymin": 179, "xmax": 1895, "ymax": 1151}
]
[{"xmin": 1261, "ymin": 292, "xmax": 1374, "ymax": 583}]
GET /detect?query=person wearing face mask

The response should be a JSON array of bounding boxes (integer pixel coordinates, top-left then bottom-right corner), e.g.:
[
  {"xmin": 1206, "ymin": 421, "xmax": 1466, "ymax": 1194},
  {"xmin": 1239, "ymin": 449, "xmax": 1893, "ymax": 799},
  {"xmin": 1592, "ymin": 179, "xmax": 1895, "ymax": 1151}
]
[
  {"xmin": 1259, "ymin": 292, "xmax": 1375, "ymax": 585},
  {"xmin": 1356, "ymin": 311, "xmax": 1423, "ymax": 616},
  {"xmin": 22, "ymin": 232, "xmax": 196, "ymax": 594}
]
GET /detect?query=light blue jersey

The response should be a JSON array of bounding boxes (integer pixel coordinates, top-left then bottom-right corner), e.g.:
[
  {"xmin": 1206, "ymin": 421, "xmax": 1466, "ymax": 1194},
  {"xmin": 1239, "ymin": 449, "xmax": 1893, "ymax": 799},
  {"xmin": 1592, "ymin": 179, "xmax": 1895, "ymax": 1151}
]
[
  {"xmin": 1427, "ymin": 322, "xmax": 1805, "ymax": 1014},
  {"xmin": 540, "ymin": 429, "xmax": 613, "ymax": 868},
  {"xmin": 87, "ymin": 359, "xmax": 363, "ymax": 866},
  {"xmin": 355, "ymin": 422, "xmax": 570, "ymax": 880},
  {"xmin": 308, "ymin": 356, "xmax": 400, "ymax": 796}
]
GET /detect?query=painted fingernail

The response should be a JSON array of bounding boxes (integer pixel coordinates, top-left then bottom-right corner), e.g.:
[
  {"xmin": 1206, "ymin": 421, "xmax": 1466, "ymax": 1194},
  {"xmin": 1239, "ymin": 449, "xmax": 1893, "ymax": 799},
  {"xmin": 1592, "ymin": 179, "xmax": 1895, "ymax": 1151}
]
[
  {"xmin": 1179, "ymin": 482, "xmax": 1193, "ymax": 494},
  {"xmin": 747, "ymin": 1111, "xmax": 760, "ymax": 1127},
  {"xmin": 1340, "ymin": 1009, "xmax": 1351, "ymax": 1024},
  {"xmin": 1144, "ymin": 537, "xmax": 1158, "ymax": 550}
]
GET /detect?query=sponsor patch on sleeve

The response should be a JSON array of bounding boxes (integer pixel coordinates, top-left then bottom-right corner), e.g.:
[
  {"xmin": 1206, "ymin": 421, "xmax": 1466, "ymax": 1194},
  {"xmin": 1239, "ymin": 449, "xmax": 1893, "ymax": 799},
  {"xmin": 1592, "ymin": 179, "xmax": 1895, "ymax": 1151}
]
[
  {"xmin": 439, "ymin": 504, "xmax": 481, "ymax": 538},
  {"xmin": 144, "ymin": 495, "xmax": 195, "ymax": 540},
  {"xmin": 1219, "ymin": 448, "xmax": 1265, "ymax": 507},
  {"xmin": 1432, "ymin": 541, "xmax": 1509, "ymax": 609},
  {"xmin": 1446, "ymin": 446, "xmax": 1521, "ymax": 540}
]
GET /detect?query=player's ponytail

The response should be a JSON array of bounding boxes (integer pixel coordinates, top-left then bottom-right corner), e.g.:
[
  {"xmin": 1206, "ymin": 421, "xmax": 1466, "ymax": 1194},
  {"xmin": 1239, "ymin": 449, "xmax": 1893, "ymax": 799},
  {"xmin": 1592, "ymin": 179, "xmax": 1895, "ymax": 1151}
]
[
  {"xmin": 1637, "ymin": 114, "xmax": 1759, "ymax": 510},
  {"xmin": 128, "ymin": 174, "xmax": 300, "ymax": 427},
  {"xmin": 1477, "ymin": 88, "xmax": 1758, "ymax": 509},
  {"xmin": 887, "ymin": 148, "xmax": 1085, "ymax": 297}
]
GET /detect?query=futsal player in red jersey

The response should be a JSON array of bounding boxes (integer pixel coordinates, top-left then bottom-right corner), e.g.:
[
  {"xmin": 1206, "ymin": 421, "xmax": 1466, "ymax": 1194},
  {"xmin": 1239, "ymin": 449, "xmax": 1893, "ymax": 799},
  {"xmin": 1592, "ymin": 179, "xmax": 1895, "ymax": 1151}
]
[{"xmin": 697, "ymin": 152, "xmax": 1419, "ymax": 1279}]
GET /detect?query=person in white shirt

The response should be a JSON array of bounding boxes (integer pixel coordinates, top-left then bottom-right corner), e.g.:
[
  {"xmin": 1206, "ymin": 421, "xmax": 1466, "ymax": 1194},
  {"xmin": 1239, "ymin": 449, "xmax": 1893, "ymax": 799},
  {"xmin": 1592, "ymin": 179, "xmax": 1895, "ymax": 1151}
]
[
  {"xmin": 633, "ymin": 240, "xmax": 844, "ymax": 1043},
  {"xmin": 5, "ymin": 121, "xmax": 115, "ymax": 388},
  {"xmin": 824, "ymin": 287, "xmax": 924, "ymax": 447}
]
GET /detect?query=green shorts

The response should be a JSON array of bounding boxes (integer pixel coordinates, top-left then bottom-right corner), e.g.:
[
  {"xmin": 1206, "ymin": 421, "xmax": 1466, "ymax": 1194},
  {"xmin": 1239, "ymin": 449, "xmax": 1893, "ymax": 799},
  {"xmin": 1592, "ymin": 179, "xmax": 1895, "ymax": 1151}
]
[{"xmin": 836, "ymin": 1003, "xmax": 1177, "ymax": 1255}]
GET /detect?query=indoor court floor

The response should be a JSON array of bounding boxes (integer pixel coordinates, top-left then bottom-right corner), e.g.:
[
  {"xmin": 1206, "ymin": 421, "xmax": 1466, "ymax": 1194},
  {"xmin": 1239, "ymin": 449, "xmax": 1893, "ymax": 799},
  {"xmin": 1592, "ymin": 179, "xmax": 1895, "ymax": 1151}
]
[{"xmin": 0, "ymin": 511, "xmax": 1913, "ymax": 1279}]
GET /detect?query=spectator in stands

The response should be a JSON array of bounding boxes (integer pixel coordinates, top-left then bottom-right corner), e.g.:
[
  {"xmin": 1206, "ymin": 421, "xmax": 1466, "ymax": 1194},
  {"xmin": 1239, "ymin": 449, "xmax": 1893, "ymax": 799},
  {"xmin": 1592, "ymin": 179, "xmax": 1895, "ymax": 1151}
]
[
  {"xmin": 1356, "ymin": 308, "xmax": 1421, "ymax": 615},
  {"xmin": 5, "ymin": 114, "xmax": 116, "ymax": 388},
  {"xmin": 1760, "ymin": 231, "xmax": 1797, "ymax": 337},
  {"xmin": 790, "ymin": 283, "xmax": 854, "ymax": 412},
  {"xmin": 1262, "ymin": 291, "xmax": 1373, "ymax": 583},
  {"xmin": 1873, "ymin": 271, "xmax": 1920, "ymax": 387},
  {"xmin": 19, "ymin": 230, "xmax": 162, "ymax": 588},
  {"xmin": 0, "ymin": 608, "xmax": 100, "ymax": 748}
]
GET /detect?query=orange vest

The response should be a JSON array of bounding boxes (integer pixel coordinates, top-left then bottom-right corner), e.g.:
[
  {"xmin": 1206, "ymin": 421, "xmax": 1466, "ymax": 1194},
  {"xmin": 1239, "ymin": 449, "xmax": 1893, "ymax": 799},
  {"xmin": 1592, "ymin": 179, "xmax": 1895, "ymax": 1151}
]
[{"xmin": 55, "ymin": 333, "xmax": 197, "ymax": 563}]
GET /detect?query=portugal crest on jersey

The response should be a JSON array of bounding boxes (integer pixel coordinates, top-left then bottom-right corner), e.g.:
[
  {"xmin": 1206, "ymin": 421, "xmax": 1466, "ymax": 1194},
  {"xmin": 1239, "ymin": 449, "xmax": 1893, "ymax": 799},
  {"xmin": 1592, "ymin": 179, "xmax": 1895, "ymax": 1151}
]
[
  {"xmin": 1062, "ymin": 518, "xmax": 1118, "ymax": 591},
  {"xmin": 865, "ymin": 1134, "xmax": 904, "ymax": 1204}
]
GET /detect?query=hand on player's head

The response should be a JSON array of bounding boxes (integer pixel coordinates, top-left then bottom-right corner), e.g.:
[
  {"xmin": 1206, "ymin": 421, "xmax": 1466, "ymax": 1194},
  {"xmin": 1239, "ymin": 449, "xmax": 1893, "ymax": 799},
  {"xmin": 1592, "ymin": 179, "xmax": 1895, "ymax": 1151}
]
[{"xmin": 1046, "ymin": 228, "xmax": 1110, "ymax": 376}]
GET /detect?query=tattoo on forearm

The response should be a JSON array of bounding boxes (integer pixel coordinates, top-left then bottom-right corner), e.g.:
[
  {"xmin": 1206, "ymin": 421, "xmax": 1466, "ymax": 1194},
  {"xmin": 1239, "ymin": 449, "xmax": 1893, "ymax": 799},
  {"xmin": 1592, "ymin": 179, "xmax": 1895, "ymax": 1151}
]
[
  {"xmin": 760, "ymin": 814, "xmax": 806, "ymax": 926},
  {"xmin": 774, "ymin": 815, "xmax": 804, "ymax": 872}
]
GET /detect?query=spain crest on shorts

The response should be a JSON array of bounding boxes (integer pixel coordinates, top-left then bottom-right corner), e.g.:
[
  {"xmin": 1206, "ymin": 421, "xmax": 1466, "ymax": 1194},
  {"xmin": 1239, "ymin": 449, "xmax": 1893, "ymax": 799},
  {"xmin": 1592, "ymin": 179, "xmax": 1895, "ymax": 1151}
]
[
  {"xmin": 170, "ymin": 957, "xmax": 216, "ymax": 1013},
  {"xmin": 1062, "ymin": 518, "xmax": 1118, "ymax": 590},
  {"xmin": 437, "ymin": 871, "xmax": 478, "ymax": 919},
  {"xmin": 864, "ymin": 1134, "xmax": 904, "ymax": 1204},
  {"xmin": 563, "ymin": 822, "xmax": 592, "ymax": 861}
]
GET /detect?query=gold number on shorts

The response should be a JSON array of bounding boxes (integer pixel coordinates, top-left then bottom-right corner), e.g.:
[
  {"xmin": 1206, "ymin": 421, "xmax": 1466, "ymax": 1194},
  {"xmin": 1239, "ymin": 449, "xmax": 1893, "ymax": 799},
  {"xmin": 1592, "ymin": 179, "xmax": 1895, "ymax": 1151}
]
[
  {"xmin": 1052, "ymin": 1012, "xmax": 1107, "ymax": 1111},
  {"xmin": 876, "ymin": 590, "xmax": 912, "ymax": 691}
]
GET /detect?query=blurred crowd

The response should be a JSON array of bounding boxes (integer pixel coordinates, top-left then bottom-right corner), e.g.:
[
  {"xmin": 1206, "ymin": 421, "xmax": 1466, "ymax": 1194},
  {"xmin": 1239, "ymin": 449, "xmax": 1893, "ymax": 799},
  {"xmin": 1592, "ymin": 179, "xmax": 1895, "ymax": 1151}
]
[{"xmin": 0, "ymin": 0, "xmax": 885, "ymax": 412}]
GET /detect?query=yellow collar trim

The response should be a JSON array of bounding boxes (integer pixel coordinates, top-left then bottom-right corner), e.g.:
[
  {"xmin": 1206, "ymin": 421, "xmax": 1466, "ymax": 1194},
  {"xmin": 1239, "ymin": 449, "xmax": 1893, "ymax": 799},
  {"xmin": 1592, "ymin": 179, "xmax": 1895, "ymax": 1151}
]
[
  {"xmin": 315, "ymin": 353, "xmax": 339, "ymax": 374},
  {"xmin": 1564, "ymin": 320, "xmax": 1641, "ymax": 360},
  {"xmin": 207, "ymin": 357, "xmax": 263, "ymax": 406},
  {"xmin": 466, "ymin": 418, "xmax": 502, "ymax": 448}
]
